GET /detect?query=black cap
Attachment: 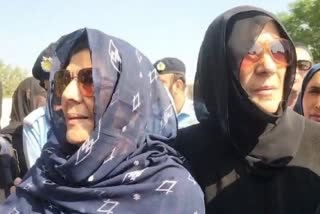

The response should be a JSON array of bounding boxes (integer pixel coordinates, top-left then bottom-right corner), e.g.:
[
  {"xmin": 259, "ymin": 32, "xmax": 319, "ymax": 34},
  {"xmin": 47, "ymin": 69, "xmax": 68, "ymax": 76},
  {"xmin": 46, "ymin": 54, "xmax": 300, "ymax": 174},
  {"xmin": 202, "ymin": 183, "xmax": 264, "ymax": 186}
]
[
  {"xmin": 154, "ymin": 57, "xmax": 185, "ymax": 76},
  {"xmin": 32, "ymin": 42, "xmax": 57, "ymax": 83}
]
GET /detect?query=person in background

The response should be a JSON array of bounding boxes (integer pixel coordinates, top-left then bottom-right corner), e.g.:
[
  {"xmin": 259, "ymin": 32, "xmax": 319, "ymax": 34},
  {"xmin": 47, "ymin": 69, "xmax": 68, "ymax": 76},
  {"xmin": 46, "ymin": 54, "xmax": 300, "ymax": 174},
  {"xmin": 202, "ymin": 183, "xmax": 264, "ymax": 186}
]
[
  {"xmin": 0, "ymin": 133, "xmax": 19, "ymax": 203},
  {"xmin": 287, "ymin": 43, "xmax": 313, "ymax": 108},
  {"xmin": 154, "ymin": 57, "xmax": 198, "ymax": 129},
  {"xmin": 1, "ymin": 77, "xmax": 47, "ymax": 178},
  {"xmin": 294, "ymin": 64, "xmax": 320, "ymax": 123},
  {"xmin": 22, "ymin": 43, "xmax": 56, "ymax": 168},
  {"xmin": 0, "ymin": 28, "xmax": 205, "ymax": 213}
]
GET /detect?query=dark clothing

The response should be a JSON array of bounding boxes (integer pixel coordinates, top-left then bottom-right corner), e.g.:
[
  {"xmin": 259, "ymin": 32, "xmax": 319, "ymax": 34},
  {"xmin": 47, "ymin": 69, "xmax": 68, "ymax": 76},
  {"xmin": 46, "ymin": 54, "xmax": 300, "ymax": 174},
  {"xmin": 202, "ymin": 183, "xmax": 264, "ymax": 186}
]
[
  {"xmin": 0, "ymin": 137, "xmax": 19, "ymax": 203},
  {"xmin": 1, "ymin": 77, "xmax": 46, "ymax": 178},
  {"xmin": 176, "ymin": 109, "xmax": 320, "ymax": 213},
  {"xmin": 173, "ymin": 5, "xmax": 320, "ymax": 214}
]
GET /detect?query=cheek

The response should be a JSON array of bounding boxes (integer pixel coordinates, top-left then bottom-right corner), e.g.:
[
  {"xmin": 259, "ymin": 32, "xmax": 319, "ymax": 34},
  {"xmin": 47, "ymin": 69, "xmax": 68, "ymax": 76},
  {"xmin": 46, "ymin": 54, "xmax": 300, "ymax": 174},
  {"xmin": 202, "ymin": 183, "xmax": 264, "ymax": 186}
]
[
  {"xmin": 84, "ymin": 97, "xmax": 95, "ymax": 117},
  {"xmin": 61, "ymin": 96, "xmax": 68, "ymax": 116},
  {"xmin": 239, "ymin": 64, "xmax": 254, "ymax": 89},
  {"xmin": 277, "ymin": 68, "xmax": 287, "ymax": 88},
  {"xmin": 302, "ymin": 95, "xmax": 313, "ymax": 115}
]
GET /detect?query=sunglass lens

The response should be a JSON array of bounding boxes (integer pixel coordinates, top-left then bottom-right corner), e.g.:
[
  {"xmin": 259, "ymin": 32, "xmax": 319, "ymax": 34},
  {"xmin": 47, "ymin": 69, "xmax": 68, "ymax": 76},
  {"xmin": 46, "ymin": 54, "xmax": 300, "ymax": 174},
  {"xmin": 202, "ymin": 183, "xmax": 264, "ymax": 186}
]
[
  {"xmin": 78, "ymin": 68, "xmax": 94, "ymax": 97},
  {"xmin": 246, "ymin": 43, "xmax": 263, "ymax": 62},
  {"xmin": 53, "ymin": 70, "xmax": 70, "ymax": 97},
  {"xmin": 270, "ymin": 40, "xmax": 290, "ymax": 65}
]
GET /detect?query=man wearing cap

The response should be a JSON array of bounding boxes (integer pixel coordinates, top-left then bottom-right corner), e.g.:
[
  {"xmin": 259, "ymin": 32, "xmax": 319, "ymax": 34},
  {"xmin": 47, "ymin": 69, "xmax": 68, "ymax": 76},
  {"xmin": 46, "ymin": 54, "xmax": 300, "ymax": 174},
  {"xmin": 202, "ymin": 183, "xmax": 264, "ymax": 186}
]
[
  {"xmin": 154, "ymin": 57, "xmax": 198, "ymax": 129},
  {"xmin": 22, "ymin": 43, "xmax": 56, "ymax": 168}
]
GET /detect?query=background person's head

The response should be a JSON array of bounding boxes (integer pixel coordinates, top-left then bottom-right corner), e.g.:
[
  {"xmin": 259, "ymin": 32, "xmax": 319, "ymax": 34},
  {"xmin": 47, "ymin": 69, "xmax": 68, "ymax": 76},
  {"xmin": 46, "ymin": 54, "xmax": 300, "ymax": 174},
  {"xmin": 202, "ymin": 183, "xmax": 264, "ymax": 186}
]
[
  {"xmin": 288, "ymin": 42, "xmax": 313, "ymax": 104},
  {"xmin": 9, "ymin": 77, "xmax": 47, "ymax": 124},
  {"xmin": 32, "ymin": 43, "xmax": 57, "ymax": 90},
  {"xmin": 154, "ymin": 57, "xmax": 186, "ymax": 113},
  {"xmin": 287, "ymin": 43, "xmax": 313, "ymax": 108},
  {"xmin": 293, "ymin": 43, "xmax": 313, "ymax": 93},
  {"xmin": 295, "ymin": 64, "xmax": 320, "ymax": 122}
]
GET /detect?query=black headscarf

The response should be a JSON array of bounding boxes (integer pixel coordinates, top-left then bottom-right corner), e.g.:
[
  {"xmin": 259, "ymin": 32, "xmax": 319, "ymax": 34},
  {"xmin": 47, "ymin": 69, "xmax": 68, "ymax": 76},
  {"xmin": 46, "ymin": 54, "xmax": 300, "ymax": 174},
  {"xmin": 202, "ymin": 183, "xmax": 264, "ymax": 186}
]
[
  {"xmin": 0, "ymin": 29, "xmax": 205, "ymax": 214},
  {"xmin": 2, "ymin": 77, "xmax": 47, "ymax": 132},
  {"xmin": 1, "ymin": 77, "xmax": 47, "ymax": 176},
  {"xmin": 194, "ymin": 6, "xmax": 298, "ymax": 168},
  {"xmin": 294, "ymin": 63, "xmax": 320, "ymax": 115}
]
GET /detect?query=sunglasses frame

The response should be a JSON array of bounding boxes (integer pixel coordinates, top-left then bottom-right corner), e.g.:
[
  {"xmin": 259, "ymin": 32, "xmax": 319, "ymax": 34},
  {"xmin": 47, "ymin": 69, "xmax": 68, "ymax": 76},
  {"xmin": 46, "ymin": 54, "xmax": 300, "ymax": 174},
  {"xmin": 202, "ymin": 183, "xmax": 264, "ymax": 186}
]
[
  {"xmin": 297, "ymin": 60, "xmax": 312, "ymax": 71},
  {"xmin": 243, "ymin": 38, "xmax": 293, "ymax": 67},
  {"xmin": 53, "ymin": 67, "xmax": 94, "ymax": 98}
]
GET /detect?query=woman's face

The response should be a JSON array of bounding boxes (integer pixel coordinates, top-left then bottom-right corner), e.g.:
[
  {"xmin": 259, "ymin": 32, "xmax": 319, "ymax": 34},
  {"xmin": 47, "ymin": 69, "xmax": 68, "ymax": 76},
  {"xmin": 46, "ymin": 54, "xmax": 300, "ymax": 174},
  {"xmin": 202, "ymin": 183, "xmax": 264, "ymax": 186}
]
[
  {"xmin": 61, "ymin": 49, "xmax": 94, "ymax": 145},
  {"xmin": 239, "ymin": 22, "xmax": 288, "ymax": 113},
  {"xmin": 302, "ymin": 71, "xmax": 320, "ymax": 122}
]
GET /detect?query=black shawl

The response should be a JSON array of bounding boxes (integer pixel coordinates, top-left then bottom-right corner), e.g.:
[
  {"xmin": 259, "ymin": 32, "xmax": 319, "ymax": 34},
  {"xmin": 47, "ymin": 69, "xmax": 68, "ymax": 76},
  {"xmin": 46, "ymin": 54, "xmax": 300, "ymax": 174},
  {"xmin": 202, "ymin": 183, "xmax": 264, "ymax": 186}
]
[
  {"xmin": 175, "ymin": 5, "xmax": 320, "ymax": 214},
  {"xmin": 1, "ymin": 77, "xmax": 47, "ymax": 177}
]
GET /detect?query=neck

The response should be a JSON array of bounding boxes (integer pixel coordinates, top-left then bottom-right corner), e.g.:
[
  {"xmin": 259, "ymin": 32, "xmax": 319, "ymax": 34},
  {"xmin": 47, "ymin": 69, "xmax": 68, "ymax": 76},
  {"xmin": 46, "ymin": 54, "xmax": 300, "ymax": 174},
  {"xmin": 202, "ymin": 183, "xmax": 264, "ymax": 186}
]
[
  {"xmin": 287, "ymin": 90, "xmax": 299, "ymax": 109},
  {"xmin": 175, "ymin": 94, "xmax": 186, "ymax": 114}
]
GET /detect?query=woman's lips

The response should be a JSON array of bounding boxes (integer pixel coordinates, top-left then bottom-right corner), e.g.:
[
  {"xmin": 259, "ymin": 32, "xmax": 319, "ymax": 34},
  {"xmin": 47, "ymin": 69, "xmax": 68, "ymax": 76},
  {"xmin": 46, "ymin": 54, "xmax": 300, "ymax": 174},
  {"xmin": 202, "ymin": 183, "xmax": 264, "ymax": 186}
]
[
  {"xmin": 308, "ymin": 114, "xmax": 320, "ymax": 122},
  {"xmin": 66, "ymin": 115, "xmax": 89, "ymax": 124},
  {"xmin": 252, "ymin": 86, "xmax": 277, "ymax": 96}
]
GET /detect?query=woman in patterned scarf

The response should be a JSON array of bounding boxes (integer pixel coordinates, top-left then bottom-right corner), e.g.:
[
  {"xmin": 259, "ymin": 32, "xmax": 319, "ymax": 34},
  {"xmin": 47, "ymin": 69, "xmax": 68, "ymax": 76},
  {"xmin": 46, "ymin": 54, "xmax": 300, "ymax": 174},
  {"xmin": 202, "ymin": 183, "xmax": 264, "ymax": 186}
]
[{"xmin": 0, "ymin": 28, "xmax": 204, "ymax": 213}]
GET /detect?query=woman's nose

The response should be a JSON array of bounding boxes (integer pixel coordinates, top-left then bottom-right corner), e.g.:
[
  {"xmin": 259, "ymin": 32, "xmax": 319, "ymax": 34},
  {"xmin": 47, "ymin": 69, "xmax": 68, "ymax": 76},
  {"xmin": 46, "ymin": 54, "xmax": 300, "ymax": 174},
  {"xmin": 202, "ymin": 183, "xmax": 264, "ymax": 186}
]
[
  {"xmin": 259, "ymin": 53, "xmax": 277, "ymax": 74},
  {"xmin": 62, "ymin": 79, "xmax": 82, "ymax": 103}
]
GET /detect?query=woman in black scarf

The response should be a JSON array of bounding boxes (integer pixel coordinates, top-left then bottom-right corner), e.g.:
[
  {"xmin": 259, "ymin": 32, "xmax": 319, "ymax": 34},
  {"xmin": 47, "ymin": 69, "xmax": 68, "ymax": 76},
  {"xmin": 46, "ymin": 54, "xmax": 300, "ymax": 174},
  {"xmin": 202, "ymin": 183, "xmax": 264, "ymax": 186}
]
[
  {"xmin": 1, "ymin": 77, "xmax": 47, "ymax": 177},
  {"xmin": 295, "ymin": 64, "xmax": 320, "ymax": 122},
  {"xmin": 175, "ymin": 6, "xmax": 320, "ymax": 213},
  {"xmin": 0, "ymin": 28, "xmax": 205, "ymax": 213}
]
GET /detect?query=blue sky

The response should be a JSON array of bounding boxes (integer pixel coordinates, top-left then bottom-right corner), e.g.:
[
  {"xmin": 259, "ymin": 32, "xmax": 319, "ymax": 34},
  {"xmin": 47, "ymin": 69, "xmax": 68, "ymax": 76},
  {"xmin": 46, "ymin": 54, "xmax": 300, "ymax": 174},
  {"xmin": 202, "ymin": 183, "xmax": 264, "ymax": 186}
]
[{"xmin": 0, "ymin": 0, "xmax": 293, "ymax": 82}]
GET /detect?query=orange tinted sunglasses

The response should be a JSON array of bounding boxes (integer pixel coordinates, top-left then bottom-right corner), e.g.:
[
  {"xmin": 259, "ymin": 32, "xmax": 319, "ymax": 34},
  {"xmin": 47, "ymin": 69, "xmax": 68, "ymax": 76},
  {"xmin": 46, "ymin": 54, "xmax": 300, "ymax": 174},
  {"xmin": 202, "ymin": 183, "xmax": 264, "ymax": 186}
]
[
  {"xmin": 53, "ymin": 68, "xmax": 94, "ymax": 97},
  {"xmin": 242, "ymin": 39, "xmax": 293, "ymax": 67}
]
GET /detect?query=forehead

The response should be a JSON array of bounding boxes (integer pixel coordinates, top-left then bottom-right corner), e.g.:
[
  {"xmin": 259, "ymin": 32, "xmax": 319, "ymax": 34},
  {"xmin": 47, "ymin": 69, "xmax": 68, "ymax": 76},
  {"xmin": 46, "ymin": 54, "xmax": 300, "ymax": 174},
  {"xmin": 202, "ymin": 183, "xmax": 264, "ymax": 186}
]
[
  {"xmin": 66, "ymin": 49, "xmax": 92, "ymax": 73},
  {"xmin": 256, "ymin": 21, "xmax": 281, "ymax": 42},
  {"xmin": 158, "ymin": 73, "xmax": 173, "ymax": 82},
  {"xmin": 296, "ymin": 48, "xmax": 312, "ymax": 61},
  {"xmin": 307, "ymin": 71, "xmax": 320, "ymax": 87}
]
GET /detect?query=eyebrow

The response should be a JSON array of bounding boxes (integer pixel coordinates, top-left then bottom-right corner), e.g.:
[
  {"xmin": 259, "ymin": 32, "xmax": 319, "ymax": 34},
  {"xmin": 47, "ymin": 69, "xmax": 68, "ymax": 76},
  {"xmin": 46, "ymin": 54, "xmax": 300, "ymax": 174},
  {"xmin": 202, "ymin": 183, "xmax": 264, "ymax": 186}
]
[{"xmin": 307, "ymin": 85, "xmax": 320, "ymax": 90}]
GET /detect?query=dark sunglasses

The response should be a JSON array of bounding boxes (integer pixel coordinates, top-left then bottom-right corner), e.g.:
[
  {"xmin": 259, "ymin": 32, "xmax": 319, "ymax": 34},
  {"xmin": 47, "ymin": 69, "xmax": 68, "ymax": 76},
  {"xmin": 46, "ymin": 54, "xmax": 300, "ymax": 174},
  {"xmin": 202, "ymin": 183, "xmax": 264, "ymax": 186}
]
[
  {"xmin": 297, "ymin": 60, "xmax": 312, "ymax": 71},
  {"xmin": 53, "ymin": 68, "xmax": 94, "ymax": 98},
  {"xmin": 242, "ymin": 39, "xmax": 293, "ymax": 67}
]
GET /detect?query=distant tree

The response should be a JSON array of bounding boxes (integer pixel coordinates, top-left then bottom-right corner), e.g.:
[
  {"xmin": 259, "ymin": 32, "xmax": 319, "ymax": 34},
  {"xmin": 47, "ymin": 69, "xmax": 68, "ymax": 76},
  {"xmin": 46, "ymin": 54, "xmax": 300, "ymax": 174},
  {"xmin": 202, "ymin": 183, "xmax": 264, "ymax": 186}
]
[
  {"xmin": 0, "ymin": 60, "xmax": 29, "ymax": 97},
  {"xmin": 278, "ymin": 0, "xmax": 320, "ymax": 62}
]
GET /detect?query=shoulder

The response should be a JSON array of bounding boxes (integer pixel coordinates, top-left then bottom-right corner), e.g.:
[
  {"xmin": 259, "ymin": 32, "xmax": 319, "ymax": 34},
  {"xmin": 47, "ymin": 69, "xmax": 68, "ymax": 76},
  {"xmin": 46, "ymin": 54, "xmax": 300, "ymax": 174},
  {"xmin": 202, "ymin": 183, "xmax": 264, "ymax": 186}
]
[
  {"xmin": 23, "ymin": 106, "xmax": 47, "ymax": 126},
  {"xmin": 174, "ymin": 119, "xmax": 226, "ymax": 168},
  {"xmin": 176, "ymin": 119, "xmax": 222, "ymax": 148},
  {"xmin": 178, "ymin": 100, "xmax": 198, "ymax": 128},
  {"xmin": 289, "ymin": 110, "xmax": 320, "ymax": 175}
]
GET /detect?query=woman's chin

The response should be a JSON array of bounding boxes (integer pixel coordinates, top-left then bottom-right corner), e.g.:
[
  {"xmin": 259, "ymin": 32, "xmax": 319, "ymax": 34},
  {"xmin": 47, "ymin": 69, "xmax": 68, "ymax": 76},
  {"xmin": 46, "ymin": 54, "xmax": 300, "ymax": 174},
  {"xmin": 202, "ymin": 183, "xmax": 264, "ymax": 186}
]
[
  {"xmin": 251, "ymin": 99, "xmax": 281, "ymax": 114},
  {"xmin": 66, "ymin": 129, "xmax": 91, "ymax": 145}
]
